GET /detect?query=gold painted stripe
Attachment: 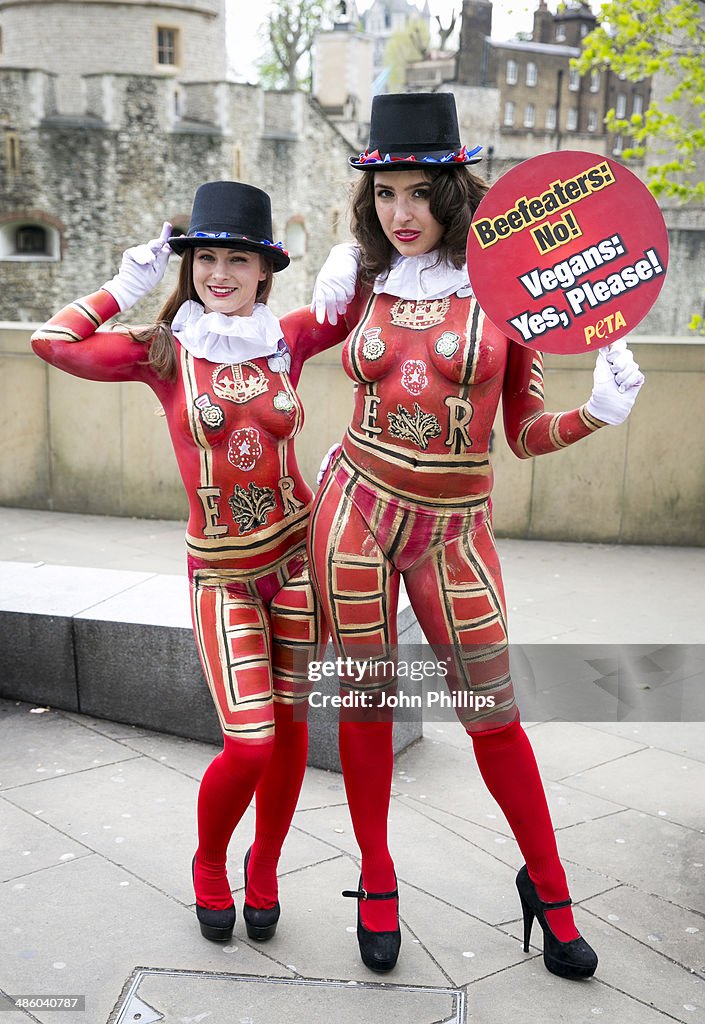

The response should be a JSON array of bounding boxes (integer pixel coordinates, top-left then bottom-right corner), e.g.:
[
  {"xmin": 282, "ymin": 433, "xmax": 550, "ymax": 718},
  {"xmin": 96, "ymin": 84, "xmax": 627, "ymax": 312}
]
[
  {"xmin": 346, "ymin": 427, "xmax": 490, "ymax": 470},
  {"xmin": 180, "ymin": 347, "xmax": 213, "ymax": 486},
  {"xmin": 549, "ymin": 413, "xmax": 569, "ymax": 449},
  {"xmin": 579, "ymin": 405, "xmax": 605, "ymax": 431}
]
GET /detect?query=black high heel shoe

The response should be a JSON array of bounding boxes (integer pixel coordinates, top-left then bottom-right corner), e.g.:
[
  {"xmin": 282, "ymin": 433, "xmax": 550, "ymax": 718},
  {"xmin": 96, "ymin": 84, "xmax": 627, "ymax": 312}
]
[
  {"xmin": 516, "ymin": 865, "xmax": 598, "ymax": 980},
  {"xmin": 243, "ymin": 846, "xmax": 280, "ymax": 941},
  {"xmin": 342, "ymin": 875, "xmax": 401, "ymax": 973},
  {"xmin": 191, "ymin": 855, "xmax": 235, "ymax": 943}
]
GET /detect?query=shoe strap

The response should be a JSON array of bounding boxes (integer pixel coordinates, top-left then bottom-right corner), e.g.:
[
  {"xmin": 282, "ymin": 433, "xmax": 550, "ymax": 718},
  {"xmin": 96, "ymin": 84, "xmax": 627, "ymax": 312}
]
[
  {"xmin": 341, "ymin": 886, "xmax": 399, "ymax": 901},
  {"xmin": 541, "ymin": 896, "xmax": 573, "ymax": 910}
]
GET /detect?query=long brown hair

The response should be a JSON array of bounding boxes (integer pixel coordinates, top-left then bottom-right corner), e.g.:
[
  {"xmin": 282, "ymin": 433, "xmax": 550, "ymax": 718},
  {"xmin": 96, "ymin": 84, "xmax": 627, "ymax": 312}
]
[
  {"xmin": 132, "ymin": 248, "xmax": 275, "ymax": 381},
  {"xmin": 351, "ymin": 165, "xmax": 489, "ymax": 285}
]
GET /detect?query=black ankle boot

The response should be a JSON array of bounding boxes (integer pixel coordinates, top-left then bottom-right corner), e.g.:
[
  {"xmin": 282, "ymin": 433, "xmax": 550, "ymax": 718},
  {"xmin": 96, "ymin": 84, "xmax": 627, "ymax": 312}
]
[
  {"xmin": 192, "ymin": 855, "xmax": 235, "ymax": 943},
  {"xmin": 342, "ymin": 875, "xmax": 401, "ymax": 973},
  {"xmin": 243, "ymin": 846, "xmax": 280, "ymax": 941},
  {"xmin": 516, "ymin": 865, "xmax": 598, "ymax": 979}
]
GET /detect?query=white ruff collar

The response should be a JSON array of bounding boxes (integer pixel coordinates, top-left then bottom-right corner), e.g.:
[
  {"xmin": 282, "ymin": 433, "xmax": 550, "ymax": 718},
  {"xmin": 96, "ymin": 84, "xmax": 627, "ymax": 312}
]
[
  {"xmin": 373, "ymin": 252, "xmax": 472, "ymax": 300},
  {"xmin": 172, "ymin": 301, "xmax": 284, "ymax": 364}
]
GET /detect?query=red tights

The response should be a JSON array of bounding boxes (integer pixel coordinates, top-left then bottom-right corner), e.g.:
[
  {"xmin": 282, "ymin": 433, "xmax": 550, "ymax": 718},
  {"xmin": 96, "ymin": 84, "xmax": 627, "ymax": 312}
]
[
  {"xmin": 194, "ymin": 702, "xmax": 308, "ymax": 911},
  {"xmin": 339, "ymin": 718, "xmax": 578, "ymax": 941}
]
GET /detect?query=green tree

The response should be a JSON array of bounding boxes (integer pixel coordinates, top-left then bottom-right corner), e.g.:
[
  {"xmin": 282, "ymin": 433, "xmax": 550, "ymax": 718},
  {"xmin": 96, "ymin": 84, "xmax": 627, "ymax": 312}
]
[
  {"xmin": 257, "ymin": 0, "xmax": 331, "ymax": 91},
  {"xmin": 385, "ymin": 18, "xmax": 431, "ymax": 92},
  {"xmin": 574, "ymin": 0, "xmax": 705, "ymax": 203}
]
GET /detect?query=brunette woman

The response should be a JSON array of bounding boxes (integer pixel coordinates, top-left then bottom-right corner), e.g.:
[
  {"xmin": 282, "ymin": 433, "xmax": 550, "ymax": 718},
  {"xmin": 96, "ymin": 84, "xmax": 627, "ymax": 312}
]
[{"xmin": 308, "ymin": 93, "xmax": 643, "ymax": 977}]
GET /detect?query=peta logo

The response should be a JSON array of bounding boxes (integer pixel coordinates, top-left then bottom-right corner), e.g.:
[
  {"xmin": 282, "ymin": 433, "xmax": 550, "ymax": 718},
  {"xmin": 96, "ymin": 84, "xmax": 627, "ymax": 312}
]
[{"xmin": 584, "ymin": 311, "xmax": 626, "ymax": 346}]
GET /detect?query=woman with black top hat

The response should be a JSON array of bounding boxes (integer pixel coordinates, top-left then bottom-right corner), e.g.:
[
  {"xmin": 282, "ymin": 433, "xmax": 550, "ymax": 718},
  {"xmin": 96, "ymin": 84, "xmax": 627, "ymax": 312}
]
[
  {"xmin": 32, "ymin": 181, "xmax": 350, "ymax": 945},
  {"xmin": 308, "ymin": 92, "xmax": 644, "ymax": 977}
]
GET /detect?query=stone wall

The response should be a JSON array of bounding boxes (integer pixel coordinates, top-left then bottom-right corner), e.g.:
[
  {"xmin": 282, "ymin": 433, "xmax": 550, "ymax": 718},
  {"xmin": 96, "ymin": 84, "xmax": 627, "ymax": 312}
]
[
  {"xmin": 3, "ymin": 323, "xmax": 704, "ymax": 546},
  {"xmin": 0, "ymin": 68, "xmax": 357, "ymax": 323}
]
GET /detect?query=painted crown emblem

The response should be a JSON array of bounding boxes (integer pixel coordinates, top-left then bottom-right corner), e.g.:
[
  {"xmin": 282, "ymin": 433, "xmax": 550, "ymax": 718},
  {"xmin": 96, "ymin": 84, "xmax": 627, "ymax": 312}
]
[
  {"xmin": 211, "ymin": 362, "xmax": 269, "ymax": 404},
  {"xmin": 389, "ymin": 297, "xmax": 451, "ymax": 330}
]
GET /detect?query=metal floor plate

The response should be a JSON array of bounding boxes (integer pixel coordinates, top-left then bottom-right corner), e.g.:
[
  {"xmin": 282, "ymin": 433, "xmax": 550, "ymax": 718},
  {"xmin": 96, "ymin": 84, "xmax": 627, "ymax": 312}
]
[{"xmin": 112, "ymin": 968, "xmax": 465, "ymax": 1024}]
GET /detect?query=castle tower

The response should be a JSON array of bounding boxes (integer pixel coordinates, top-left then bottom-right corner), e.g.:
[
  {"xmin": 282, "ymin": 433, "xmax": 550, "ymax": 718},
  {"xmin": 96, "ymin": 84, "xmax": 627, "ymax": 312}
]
[
  {"xmin": 0, "ymin": 0, "xmax": 227, "ymax": 110},
  {"xmin": 456, "ymin": 0, "xmax": 494, "ymax": 87}
]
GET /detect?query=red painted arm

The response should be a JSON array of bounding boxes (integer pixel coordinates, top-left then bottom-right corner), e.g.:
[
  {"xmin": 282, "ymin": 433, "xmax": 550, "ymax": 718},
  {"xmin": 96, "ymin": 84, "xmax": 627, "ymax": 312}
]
[
  {"xmin": 281, "ymin": 290, "xmax": 370, "ymax": 387},
  {"xmin": 502, "ymin": 342, "xmax": 604, "ymax": 459},
  {"xmin": 31, "ymin": 289, "xmax": 157, "ymax": 385}
]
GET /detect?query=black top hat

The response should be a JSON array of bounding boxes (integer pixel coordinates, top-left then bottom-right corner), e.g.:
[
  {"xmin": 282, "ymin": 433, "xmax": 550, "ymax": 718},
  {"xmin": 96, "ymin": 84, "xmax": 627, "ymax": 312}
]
[
  {"xmin": 168, "ymin": 181, "xmax": 290, "ymax": 271},
  {"xmin": 350, "ymin": 92, "xmax": 482, "ymax": 171}
]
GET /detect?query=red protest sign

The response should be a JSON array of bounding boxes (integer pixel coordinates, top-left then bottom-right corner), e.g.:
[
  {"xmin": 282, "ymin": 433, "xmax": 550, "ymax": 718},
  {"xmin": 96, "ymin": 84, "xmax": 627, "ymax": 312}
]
[{"xmin": 466, "ymin": 151, "xmax": 668, "ymax": 354}]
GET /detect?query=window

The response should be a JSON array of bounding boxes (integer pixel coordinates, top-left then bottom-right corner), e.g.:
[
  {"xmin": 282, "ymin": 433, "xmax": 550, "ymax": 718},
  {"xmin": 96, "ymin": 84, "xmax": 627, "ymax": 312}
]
[
  {"xmin": 590, "ymin": 70, "xmax": 600, "ymax": 93},
  {"xmin": 566, "ymin": 107, "xmax": 578, "ymax": 131},
  {"xmin": 633, "ymin": 94, "xmax": 643, "ymax": 117},
  {"xmin": 285, "ymin": 217, "xmax": 306, "ymax": 259},
  {"xmin": 506, "ymin": 59, "xmax": 518, "ymax": 85},
  {"xmin": 504, "ymin": 101, "xmax": 515, "ymax": 127},
  {"xmin": 545, "ymin": 106, "xmax": 557, "ymax": 131},
  {"xmin": 615, "ymin": 93, "xmax": 627, "ymax": 118},
  {"xmin": 526, "ymin": 62, "xmax": 537, "ymax": 87},
  {"xmin": 0, "ymin": 218, "xmax": 61, "ymax": 261},
  {"xmin": 612, "ymin": 134, "xmax": 624, "ymax": 155},
  {"xmin": 5, "ymin": 132, "xmax": 19, "ymax": 174},
  {"xmin": 156, "ymin": 26, "xmax": 179, "ymax": 66},
  {"xmin": 556, "ymin": 25, "xmax": 566, "ymax": 42},
  {"xmin": 588, "ymin": 110, "xmax": 598, "ymax": 132},
  {"xmin": 580, "ymin": 23, "xmax": 589, "ymax": 38},
  {"xmin": 569, "ymin": 68, "xmax": 580, "ymax": 91},
  {"xmin": 524, "ymin": 103, "xmax": 535, "ymax": 128},
  {"xmin": 16, "ymin": 225, "xmax": 47, "ymax": 254}
]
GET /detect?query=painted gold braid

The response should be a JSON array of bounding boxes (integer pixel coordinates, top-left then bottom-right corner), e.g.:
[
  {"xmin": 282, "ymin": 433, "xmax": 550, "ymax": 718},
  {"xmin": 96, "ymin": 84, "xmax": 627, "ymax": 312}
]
[
  {"xmin": 579, "ymin": 404, "xmax": 606, "ymax": 431},
  {"xmin": 549, "ymin": 413, "xmax": 570, "ymax": 449},
  {"xmin": 516, "ymin": 413, "xmax": 543, "ymax": 458}
]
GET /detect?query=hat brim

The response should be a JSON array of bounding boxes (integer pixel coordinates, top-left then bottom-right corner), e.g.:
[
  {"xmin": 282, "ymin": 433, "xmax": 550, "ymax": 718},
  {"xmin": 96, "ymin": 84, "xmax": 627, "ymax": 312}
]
[{"xmin": 168, "ymin": 235, "xmax": 290, "ymax": 271}]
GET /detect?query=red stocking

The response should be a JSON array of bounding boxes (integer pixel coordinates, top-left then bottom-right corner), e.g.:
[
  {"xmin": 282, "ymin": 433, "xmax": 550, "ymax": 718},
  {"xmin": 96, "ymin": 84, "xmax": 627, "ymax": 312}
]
[
  {"xmin": 470, "ymin": 721, "xmax": 579, "ymax": 942},
  {"xmin": 194, "ymin": 735, "xmax": 273, "ymax": 910},
  {"xmin": 245, "ymin": 702, "xmax": 309, "ymax": 909},
  {"xmin": 339, "ymin": 718, "xmax": 397, "ymax": 931}
]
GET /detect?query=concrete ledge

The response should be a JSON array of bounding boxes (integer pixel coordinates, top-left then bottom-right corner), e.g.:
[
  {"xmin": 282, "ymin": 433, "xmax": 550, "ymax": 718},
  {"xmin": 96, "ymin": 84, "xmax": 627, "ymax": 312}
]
[{"xmin": 0, "ymin": 561, "xmax": 422, "ymax": 770}]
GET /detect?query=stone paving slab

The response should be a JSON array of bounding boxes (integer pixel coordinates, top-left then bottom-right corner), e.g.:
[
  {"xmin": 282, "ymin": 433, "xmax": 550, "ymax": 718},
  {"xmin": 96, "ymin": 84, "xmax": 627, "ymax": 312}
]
[
  {"xmin": 503, "ymin": 904, "xmax": 703, "ymax": 1023},
  {"xmin": 0, "ymin": 703, "xmax": 142, "ymax": 789},
  {"xmin": 396, "ymin": 881, "xmax": 527, "ymax": 986},
  {"xmin": 464, "ymin": 957, "xmax": 687, "ymax": 1024},
  {"xmin": 405, "ymin": 799, "xmax": 619, "ymax": 909},
  {"xmin": 1, "ymin": 857, "xmax": 289, "ymax": 1024},
  {"xmin": 515, "ymin": 719, "xmax": 648, "ymax": 778},
  {"xmin": 554, "ymin": 808, "xmax": 705, "ymax": 913},
  {"xmin": 584, "ymin": 885, "xmax": 705, "ymax": 975},
  {"xmin": 0, "ymin": 561, "xmax": 154, "ymax": 616},
  {"xmin": 566, "ymin": 745, "xmax": 705, "ymax": 829},
  {"xmin": 588, "ymin": 720, "xmax": 705, "ymax": 762},
  {"xmin": 0, "ymin": 799, "xmax": 91, "ymax": 882},
  {"xmin": 393, "ymin": 731, "xmax": 627, "ymax": 834},
  {"xmin": 3, "ymin": 756, "xmax": 338, "ymax": 907}
]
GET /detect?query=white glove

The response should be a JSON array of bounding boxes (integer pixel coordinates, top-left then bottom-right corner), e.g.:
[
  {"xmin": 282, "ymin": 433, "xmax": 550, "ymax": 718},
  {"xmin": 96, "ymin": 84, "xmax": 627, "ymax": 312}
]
[
  {"xmin": 585, "ymin": 339, "xmax": 645, "ymax": 426},
  {"xmin": 316, "ymin": 443, "xmax": 342, "ymax": 485},
  {"xmin": 103, "ymin": 221, "xmax": 172, "ymax": 311},
  {"xmin": 310, "ymin": 242, "xmax": 360, "ymax": 325}
]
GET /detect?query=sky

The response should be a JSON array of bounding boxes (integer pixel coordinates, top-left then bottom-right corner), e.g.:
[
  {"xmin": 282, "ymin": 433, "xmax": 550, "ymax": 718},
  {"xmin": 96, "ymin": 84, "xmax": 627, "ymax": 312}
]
[{"xmin": 227, "ymin": 1, "xmax": 540, "ymax": 83}]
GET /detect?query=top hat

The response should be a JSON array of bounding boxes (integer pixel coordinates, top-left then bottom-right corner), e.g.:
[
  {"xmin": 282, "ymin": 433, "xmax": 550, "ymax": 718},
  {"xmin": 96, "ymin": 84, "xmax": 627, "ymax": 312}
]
[
  {"xmin": 350, "ymin": 93, "xmax": 482, "ymax": 171},
  {"xmin": 168, "ymin": 181, "xmax": 290, "ymax": 271}
]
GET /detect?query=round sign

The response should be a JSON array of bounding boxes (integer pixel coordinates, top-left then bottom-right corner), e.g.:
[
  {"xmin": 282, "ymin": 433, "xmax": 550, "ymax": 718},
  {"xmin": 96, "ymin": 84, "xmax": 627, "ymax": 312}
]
[{"xmin": 466, "ymin": 151, "xmax": 668, "ymax": 354}]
